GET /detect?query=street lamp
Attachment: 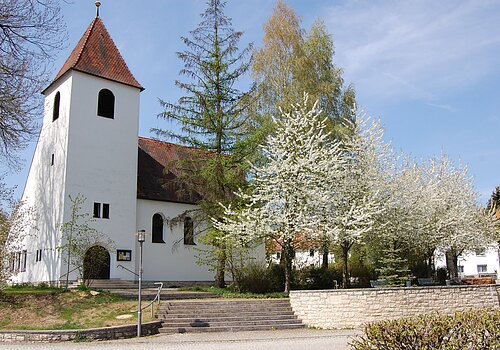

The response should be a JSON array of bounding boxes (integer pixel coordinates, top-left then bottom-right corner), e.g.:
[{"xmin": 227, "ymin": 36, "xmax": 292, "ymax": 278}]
[{"xmin": 137, "ymin": 229, "xmax": 146, "ymax": 337}]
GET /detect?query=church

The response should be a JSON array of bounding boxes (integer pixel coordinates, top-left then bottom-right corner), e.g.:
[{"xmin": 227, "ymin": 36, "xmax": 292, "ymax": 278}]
[{"xmin": 10, "ymin": 12, "xmax": 221, "ymax": 285}]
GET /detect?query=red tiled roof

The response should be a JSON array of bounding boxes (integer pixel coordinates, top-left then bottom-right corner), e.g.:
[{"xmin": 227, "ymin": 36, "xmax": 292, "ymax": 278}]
[
  {"xmin": 46, "ymin": 17, "xmax": 143, "ymax": 92},
  {"xmin": 137, "ymin": 137, "xmax": 207, "ymax": 204}
]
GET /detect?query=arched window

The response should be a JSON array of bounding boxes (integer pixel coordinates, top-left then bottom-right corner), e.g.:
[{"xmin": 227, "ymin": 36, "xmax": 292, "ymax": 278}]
[
  {"xmin": 97, "ymin": 89, "xmax": 115, "ymax": 119},
  {"xmin": 184, "ymin": 217, "xmax": 194, "ymax": 245},
  {"xmin": 152, "ymin": 213, "xmax": 164, "ymax": 243},
  {"xmin": 52, "ymin": 92, "xmax": 60, "ymax": 121}
]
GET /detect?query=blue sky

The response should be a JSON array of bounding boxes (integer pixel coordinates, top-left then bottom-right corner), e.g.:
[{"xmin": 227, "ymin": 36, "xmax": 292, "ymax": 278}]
[{"xmin": 3, "ymin": 0, "xmax": 500, "ymax": 204}]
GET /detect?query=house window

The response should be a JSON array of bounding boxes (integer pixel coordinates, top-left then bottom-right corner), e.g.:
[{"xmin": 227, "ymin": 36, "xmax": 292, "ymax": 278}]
[
  {"xmin": 93, "ymin": 202, "xmax": 101, "ymax": 218},
  {"xmin": 309, "ymin": 249, "xmax": 315, "ymax": 257},
  {"xmin": 152, "ymin": 213, "xmax": 164, "ymax": 243},
  {"xmin": 97, "ymin": 89, "xmax": 115, "ymax": 119},
  {"xmin": 35, "ymin": 249, "xmax": 43, "ymax": 262},
  {"xmin": 475, "ymin": 248, "xmax": 486, "ymax": 257},
  {"xmin": 457, "ymin": 265, "xmax": 464, "ymax": 273},
  {"xmin": 20, "ymin": 250, "xmax": 27, "ymax": 272},
  {"xmin": 184, "ymin": 217, "xmax": 195, "ymax": 245},
  {"xmin": 477, "ymin": 264, "xmax": 487, "ymax": 273},
  {"xmin": 53, "ymin": 91, "xmax": 60, "ymax": 121},
  {"xmin": 102, "ymin": 203, "xmax": 110, "ymax": 219}
]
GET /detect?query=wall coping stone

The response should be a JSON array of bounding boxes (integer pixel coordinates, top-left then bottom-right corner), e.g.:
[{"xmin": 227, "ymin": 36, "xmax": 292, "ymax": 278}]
[
  {"xmin": 289, "ymin": 284, "xmax": 499, "ymax": 294},
  {"xmin": 0, "ymin": 321, "xmax": 163, "ymax": 343}
]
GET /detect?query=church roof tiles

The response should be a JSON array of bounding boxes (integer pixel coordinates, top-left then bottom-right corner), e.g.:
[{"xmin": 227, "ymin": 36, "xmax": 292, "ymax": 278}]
[{"xmin": 47, "ymin": 17, "xmax": 143, "ymax": 92}]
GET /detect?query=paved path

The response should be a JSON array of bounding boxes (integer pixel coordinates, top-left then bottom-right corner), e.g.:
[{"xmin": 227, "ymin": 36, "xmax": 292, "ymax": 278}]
[{"xmin": 0, "ymin": 329, "xmax": 362, "ymax": 350}]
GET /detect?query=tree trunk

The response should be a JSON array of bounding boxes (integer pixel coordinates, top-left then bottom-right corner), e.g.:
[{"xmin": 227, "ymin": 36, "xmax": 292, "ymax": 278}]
[
  {"xmin": 341, "ymin": 243, "xmax": 350, "ymax": 288},
  {"xmin": 283, "ymin": 242, "xmax": 294, "ymax": 293},
  {"xmin": 322, "ymin": 249, "xmax": 329, "ymax": 269},
  {"xmin": 215, "ymin": 242, "xmax": 226, "ymax": 288},
  {"xmin": 445, "ymin": 250, "xmax": 459, "ymax": 279}
]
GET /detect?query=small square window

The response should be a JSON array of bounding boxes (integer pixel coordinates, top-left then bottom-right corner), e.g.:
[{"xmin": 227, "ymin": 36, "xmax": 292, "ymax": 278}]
[
  {"xmin": 477, "ymin": 264, "xmax": 487, "ymax": 273},
  {"xmin": 458, "ymin": 265, "xmax": 464, "ymax": 273},
  {"xmin": 93, "ymin": 202, "xmax": 101, "ymax": 218},
  {"xmin": 309, "ymin": 249, "xmax": 315, "ymax": 257}
]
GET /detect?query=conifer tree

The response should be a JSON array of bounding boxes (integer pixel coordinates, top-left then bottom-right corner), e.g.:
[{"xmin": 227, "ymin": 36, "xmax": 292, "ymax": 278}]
[{"xmin": 156, "ymin": 0, "xmax": 254, "ymax": 288}]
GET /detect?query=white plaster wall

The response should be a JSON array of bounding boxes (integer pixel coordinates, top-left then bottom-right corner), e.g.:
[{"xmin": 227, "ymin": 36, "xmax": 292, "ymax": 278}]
[
  {"xmin": 135, "ymin": 199, "xmax": 213, "ymax": 281},
  {"xmin": 11, "ymin": 77, "xmax": 73, "ymax": 283},
  {"xmin": 435, "ymin": 244, "xmax": 500, "ymax": 279},
  {"xmin": 62, "ymin": 71, "xmax": 140, "ymax": 281}
]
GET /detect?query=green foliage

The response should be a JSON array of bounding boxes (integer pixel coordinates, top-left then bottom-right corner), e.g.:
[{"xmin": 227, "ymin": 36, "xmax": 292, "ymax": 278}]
[
  {"xmin": 180, "ymin": 284, "xmax": 288, "ymax": 299},
  {"xmin": 293, "ymin": 266, "xmax": 341, "ymax": 290},
  {"xmin": 156, "ymin": 0, "xmax": 256, "ymax": 288},
  {"xmin": 375, "ymin": 241, "xmax": 413, "ymax": 287},
  {"xmin": 350, "ymin": 309, "xmax": 500, "ymax": 350}
]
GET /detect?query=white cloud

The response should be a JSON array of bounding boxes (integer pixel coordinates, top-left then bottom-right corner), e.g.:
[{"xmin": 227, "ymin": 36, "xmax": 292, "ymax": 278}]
[{"xmin": 324, "ymin": 0, "xmax": 500, "ymax": 103}]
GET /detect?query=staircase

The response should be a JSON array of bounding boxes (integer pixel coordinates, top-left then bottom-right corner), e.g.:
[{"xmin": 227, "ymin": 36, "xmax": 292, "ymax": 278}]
[{"xmin": 157, "ymin": 299, "xmax": 306, "ymax": 333}]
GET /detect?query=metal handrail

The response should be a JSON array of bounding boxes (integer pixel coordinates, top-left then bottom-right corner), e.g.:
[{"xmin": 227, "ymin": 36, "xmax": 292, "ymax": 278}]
[
  {"xmin": 58, "ymin": 265, "xmax": 82, "ymax": 280},
  {"xmin": 117, "ymin": 264, "xmax": 139, "ymax": 277},
  {"xmin": 132, "ymin": 282, "xmax": 163, "ymax": 318}
]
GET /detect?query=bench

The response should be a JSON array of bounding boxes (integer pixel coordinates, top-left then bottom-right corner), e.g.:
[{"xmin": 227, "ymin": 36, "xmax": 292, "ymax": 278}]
[{"xmin": 417, "ymin": 278, "xmax": 437, "ymax": 286}]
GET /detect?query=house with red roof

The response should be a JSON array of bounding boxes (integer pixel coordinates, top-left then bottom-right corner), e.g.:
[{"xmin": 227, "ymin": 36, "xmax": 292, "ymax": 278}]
[{"xmin": 10, "ymin": 13, "xmax": 220, "ymax": 285}]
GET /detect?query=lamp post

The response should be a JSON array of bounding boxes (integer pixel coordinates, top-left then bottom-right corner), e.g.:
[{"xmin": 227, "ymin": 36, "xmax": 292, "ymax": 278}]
[{"xmin": 137, "ymin": 229, "xmax": 146, "ymax": 337}]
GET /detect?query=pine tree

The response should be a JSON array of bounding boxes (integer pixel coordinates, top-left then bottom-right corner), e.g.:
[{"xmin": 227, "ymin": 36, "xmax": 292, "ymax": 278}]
[
  {"xmin": 376, "ymin": 240, "xmax": 412, "ymax": 287},
  {"xmin": 155, "ymin": 0, "xmax": 254, "ymax": 288}
]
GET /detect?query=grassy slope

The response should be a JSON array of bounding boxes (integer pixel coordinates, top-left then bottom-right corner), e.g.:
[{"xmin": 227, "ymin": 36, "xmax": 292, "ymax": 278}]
[{"xmin": 0, "ymin": 288, "xmax": 157, "ymax": 330}]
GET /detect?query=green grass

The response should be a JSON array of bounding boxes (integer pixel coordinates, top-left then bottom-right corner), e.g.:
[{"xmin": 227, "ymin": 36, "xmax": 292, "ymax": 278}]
[
  {"xmin": 0, "ymin": 289, "xmax": 157, "ymax": 330},
  {"xmin": 179, "ymin": 285, "xmax": 289, "ymax": 299},
  {"xmin": 3, "ymin": 285, "xmax": 64, "ymax": 295}
]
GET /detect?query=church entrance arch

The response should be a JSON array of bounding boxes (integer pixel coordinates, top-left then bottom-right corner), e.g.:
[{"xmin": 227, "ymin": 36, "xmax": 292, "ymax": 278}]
[{"xmin": 83, "ymin": 246, "xmax": 110, "ymax": 280}]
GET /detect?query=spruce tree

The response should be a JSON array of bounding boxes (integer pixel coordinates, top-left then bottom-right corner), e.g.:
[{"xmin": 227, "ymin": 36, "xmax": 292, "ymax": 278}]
[{"xmin": 156, "ymin": 0, "xmax": 254, "ymax": 288}]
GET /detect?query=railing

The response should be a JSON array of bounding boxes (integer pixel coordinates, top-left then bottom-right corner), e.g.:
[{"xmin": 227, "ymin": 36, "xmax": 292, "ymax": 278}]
[
  {"xmin": 59, "ymin": 265, "xmax": 83, "ymax": 286},
  {"xmin": 132, "ymin": 282, "xmax": 163, "ymax": 318},
  {"xmin": 117, "ymin": 264, "xmax": 139, "ymax": 277}
]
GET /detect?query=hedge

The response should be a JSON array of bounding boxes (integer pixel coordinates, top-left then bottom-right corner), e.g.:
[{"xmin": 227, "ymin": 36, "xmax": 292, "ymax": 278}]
[{"xmin": 350, "ymin": 309, "xmax": 499, "ymax": 350}]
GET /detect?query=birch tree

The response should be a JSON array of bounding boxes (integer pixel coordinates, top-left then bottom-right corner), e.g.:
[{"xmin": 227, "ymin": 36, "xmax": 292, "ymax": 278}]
[{"xmin": 215, "ymin": 95, "xmax": 343, "ymax": 292}]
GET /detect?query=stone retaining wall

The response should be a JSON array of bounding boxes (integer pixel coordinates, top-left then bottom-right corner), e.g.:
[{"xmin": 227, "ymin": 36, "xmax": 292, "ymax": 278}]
[
  {"xmin": 289, "ymin": 285, "xmax": 500, "ymax": 329},
  {"xmin": 0, "ymin": 321, "xmax": 163, "ymax": 342}
]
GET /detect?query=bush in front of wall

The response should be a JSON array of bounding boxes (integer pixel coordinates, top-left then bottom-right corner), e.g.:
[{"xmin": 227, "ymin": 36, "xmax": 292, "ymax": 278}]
[{"xmin": 350, "ymin": 309, "xmax": 499, "ymax": 350}]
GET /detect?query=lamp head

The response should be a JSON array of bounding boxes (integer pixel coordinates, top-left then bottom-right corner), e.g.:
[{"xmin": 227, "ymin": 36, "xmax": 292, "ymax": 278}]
[{"xmin": 137, "ymin": 230, "xmax": 146, "ymax": 243}]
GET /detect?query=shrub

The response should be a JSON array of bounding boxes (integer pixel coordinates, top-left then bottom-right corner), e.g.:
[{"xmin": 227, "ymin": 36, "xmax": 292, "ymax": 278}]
[
  {"xmin": 238, "ymin": 262, "xmax": 274, "ymax": 293},
  {"xmin": 350, "ymin": 309, "xmax": 500, "ymax": 350},
  {"xmin": 293, "ymin": 266, "xmax": 341, "ymax": 290}
]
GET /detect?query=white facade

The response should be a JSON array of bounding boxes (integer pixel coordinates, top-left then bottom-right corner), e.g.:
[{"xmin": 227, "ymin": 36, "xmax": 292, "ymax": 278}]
[
  {"xmin": 9, "ymin": 18, "xmax": 223, "ymax": 285},
  {"xmin": 435, "ymin": 244, "xmax": 500, "ymax": 279}
]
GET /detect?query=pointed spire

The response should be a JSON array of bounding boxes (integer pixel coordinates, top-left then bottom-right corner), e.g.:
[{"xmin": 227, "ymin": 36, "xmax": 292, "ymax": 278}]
[
  {"xmin": 44, "ymin": 16, "xmax": 144, "ymax": 92},
  {"xmin": 95, "ymin": 1, "xmax": 101, "ymax": 18}
]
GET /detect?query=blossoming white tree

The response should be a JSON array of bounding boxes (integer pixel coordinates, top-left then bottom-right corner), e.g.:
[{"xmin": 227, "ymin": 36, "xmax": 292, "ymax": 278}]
[
  {"xmin": 318, "ymin": 113, "xmax": 390, "ymax": 287},
  {"xmin": 215, "ymin": 95, "xmax": 344, "ymax": 292}
]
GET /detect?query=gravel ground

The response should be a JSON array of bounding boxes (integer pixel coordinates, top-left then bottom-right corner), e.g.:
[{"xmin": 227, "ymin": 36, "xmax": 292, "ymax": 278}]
[{"xmin": 0, "ymin": 329, "xmax": 362, "ymax": 350}]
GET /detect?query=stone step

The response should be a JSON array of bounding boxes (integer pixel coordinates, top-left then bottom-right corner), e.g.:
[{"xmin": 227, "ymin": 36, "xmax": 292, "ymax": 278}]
[
  {"xmin": 159, "ymin": 323, "xmax": 306, "ymax": 333},
  {"xmin": 156, "ymin": 298, "xmax": 305, "ymax": 333},
  {"xmin": 161, "ymin": 299, "xmax": 290, "ymax": 306},
  {"xmin": 160, "ymin": 314, "xmax": 299, "ymax": 323},
  {"xmin": 158, "ymin": 310, "xmax": 295, "ymax": 318},
  {"xmin": 162, "ymin": 319, "xmax": 303, "ymax": 328},
  {"xmin": 117, "ymin": 291, "xmax": 219, "ymax": 300}
]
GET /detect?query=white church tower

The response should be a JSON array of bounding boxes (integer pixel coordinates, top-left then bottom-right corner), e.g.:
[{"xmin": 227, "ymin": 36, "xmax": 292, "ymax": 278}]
[{"xmin": 12, "ymin": 12, "xmax": 143, "ymax": 284}]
